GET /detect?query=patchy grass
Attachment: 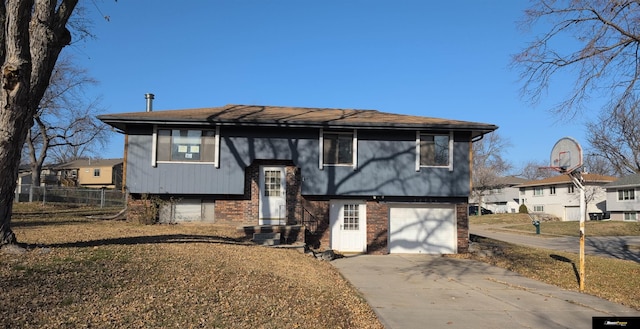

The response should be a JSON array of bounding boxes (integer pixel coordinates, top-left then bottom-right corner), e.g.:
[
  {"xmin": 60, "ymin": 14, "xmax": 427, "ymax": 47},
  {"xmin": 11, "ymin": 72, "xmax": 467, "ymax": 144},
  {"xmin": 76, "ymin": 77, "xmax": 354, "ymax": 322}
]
[
  {"xmin": 1, "ymin": 206, "xmax": 383, "ymax": 329},
  {"xmin": 471, "ymin": 213, "xmax": 640, "ymax": 236},
  {"xmin": 459, "ymin": 236, "xmax": 640, "ymax": 310}
]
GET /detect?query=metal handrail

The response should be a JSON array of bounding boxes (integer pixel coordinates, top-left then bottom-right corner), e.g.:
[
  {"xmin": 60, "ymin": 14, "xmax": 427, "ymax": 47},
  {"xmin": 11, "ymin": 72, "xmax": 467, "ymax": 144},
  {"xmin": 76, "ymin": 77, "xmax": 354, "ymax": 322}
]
[{"xmin": 301, "ymin": 207, "xmax": 318, "ymax": 234}]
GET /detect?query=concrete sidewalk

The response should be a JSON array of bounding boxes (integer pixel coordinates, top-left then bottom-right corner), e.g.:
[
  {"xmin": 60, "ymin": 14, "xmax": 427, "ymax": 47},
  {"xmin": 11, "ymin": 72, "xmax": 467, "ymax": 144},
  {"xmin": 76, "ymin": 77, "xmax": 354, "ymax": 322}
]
[
  {"xmin": 333, "ymin": 254, "xmax": 640, "ymax": 329},
  {"xmin": 470, "ymin": 224, "xmax": 640, "ymax": 263}
]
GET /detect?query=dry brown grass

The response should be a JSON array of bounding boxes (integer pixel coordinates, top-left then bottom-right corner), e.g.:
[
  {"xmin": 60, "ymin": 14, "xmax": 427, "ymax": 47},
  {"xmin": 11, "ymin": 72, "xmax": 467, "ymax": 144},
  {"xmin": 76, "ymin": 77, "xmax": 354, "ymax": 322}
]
[
  {"xmin": 1, "ymin": 206, "xmax": 383, "ymax": 329},
  {"xmin": 467, "ymin": 213, "xmax": 640, "ymax": 310},
  {"xmin": 471, "ymin": 213, "xmax": 640, "ymax": 236},
  {"xmin": 461, "ymin": 236, "xmax": 640, "ymax": 310}
]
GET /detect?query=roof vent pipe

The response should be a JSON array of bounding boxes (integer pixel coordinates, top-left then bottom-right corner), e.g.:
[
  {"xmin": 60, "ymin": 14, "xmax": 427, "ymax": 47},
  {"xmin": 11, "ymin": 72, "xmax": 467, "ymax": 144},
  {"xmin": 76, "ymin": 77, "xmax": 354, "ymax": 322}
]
[{"xmin": 145, "ymin": 93, "xmax": 154, "ymax": 112}]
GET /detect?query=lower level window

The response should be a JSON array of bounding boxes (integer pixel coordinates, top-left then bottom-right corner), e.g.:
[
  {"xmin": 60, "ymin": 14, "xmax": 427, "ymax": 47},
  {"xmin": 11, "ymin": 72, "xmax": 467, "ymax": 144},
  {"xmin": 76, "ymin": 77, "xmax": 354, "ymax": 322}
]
[
  {"xmin": 533, "ymin": 205, "xmax": 544, "ymax": 212},
  {"xmin": 623, "ymin": 212, "xmax": 637, "ymax": 221},
  {"xmin": 343, "ymin": 204, "xmax": 360, "ymax": 230}
]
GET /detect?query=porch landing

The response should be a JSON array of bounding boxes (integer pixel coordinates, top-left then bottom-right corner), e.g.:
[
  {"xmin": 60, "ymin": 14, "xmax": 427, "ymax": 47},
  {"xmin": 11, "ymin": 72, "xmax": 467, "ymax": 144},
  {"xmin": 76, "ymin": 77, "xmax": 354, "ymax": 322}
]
[{"xmin": 239, "ymin": 225, "xmax": 305, "ymax": 246}]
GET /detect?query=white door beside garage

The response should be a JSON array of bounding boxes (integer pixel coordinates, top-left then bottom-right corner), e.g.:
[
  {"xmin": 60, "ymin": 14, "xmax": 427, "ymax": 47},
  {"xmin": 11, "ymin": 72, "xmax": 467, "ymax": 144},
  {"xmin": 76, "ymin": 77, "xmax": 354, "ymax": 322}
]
[
  {"xmin": 389, "ymin": 205, "xmax": 456, "ymax": 254},
  {"xmin": 330, "ymin": 200, "xmax": 367, "ymax": 253}
]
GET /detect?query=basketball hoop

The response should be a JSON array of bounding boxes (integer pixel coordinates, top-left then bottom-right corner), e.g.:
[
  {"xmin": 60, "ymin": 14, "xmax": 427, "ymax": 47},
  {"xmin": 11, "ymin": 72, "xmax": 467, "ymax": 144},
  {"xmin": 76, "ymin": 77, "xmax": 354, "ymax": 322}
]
[
  {"xmin": 540, "ymin": 137, "xmax": 587, "ymax": 292},
  {"xmin": 550, "ymin": 137, "xmax": 583, "ymax": 174}
]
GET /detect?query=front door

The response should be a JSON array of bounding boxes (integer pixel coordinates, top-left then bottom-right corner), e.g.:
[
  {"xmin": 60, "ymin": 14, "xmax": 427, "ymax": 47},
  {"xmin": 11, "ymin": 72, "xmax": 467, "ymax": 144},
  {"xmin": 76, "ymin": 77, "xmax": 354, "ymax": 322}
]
[
  {"xmin": 330, "ymin": 200, "xmax": 367, "ymax": 252},
  {"xmin": 259, "ymin": 166, "xmax": 286, "ymax": 225}
]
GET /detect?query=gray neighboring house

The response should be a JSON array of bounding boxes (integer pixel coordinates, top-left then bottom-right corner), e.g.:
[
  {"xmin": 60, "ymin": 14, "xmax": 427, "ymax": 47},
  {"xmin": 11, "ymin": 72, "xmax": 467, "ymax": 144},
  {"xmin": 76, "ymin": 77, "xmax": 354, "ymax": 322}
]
[
  {"xmin": 471, "ymin": 176, "xmax": 528, "ymax": 214},
  {"xmin": 603, "ymin": 173, "xmax": 640, "ymax": 221},
  {"xmin": 98, "ymin": 104, "xmax": 497, "ymax": 254}
]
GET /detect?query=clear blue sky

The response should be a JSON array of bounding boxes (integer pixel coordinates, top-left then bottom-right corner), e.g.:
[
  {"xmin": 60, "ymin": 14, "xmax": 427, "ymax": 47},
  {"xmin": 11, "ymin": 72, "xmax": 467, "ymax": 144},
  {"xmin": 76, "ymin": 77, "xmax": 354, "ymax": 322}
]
[{"xmin": 71, "ymin": 1, "xmax": 597, "ymax": 174}]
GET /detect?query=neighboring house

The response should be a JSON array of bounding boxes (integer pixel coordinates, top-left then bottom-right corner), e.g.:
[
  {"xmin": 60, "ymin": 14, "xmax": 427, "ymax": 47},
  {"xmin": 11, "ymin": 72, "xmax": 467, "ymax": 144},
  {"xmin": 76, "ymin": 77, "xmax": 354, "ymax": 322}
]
[
  {"xmin": 98, "ymin": 104, "xmax": 496, "ymax": 254},
  {"xmin": 15, "ymin": 164, "xmax": 58, "ymax": 193},
  {"xmin": 517, "ymin": 174, "xmax": 616, "ymax": 221},
  {"xmin": 470, "ymin": 176, "xmax": 528, "ymax": 214},
  {"xmin": 603, "ymin": 173, "xmax": 640, "ymax": 222},
  {"xmin": 55, "ymin": 158, "xmax": 124, "ymax": 189}
]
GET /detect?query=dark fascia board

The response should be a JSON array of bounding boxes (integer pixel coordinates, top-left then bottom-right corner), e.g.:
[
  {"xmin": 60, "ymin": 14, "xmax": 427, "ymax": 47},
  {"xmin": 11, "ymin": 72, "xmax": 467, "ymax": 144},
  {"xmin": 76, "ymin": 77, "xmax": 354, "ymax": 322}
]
[
  {"xmin": 97, "ymin": 104, "xmax": 498, "ymax": 137},
  {"xmin": 100, "ymin": 118, "xmax": 497, "ymax": 140}
]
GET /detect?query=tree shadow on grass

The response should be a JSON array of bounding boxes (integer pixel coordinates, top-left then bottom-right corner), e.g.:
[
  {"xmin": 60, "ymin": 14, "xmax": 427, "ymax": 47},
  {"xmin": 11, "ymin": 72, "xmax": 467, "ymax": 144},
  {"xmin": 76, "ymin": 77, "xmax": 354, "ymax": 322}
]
[
  {"xmin": 550, "ymin": 254, "xmax": 580, "ymax": 285},
  {"xmin": 12, "ymin": 220, "xmax": 93, "ymax": 228},
  {"xmin": 41, "ymin": 234, "xmax": 252, "ymax": 249}
]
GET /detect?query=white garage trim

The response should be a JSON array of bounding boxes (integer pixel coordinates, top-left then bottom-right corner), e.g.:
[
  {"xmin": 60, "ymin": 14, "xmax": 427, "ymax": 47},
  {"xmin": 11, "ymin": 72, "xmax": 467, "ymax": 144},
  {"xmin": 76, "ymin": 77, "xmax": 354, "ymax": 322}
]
[{"xmin": 389, "ymin": 204, "xmax": 457, "ymax": 254}]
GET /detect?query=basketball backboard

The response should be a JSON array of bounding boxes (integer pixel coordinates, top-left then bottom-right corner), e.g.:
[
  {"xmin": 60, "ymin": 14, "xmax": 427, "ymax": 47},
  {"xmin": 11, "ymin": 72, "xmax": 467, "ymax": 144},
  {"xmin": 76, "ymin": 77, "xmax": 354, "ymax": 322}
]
[{"xmin": 550, "ymin": 137, "xmax": 583, "ymax": 173}]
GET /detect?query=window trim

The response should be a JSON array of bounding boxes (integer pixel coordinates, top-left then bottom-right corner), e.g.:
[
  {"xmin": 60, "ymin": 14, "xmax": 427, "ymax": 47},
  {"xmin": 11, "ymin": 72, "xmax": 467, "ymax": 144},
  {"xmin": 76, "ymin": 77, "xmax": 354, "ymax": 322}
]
[
  {"xmin": 152, "ymin": 125, "xmax": 220, "ymax": 168},
  {"xmin": 533, "ymin": 187, "xmax": 544, "ymax": 196},
  {"xmin": 415, "ymin": 131, "xmax": 453, "ymax": 172},
  {"xmin": 623, "ymin": 212, "xmax": 637, "ymax": 221},
  {"xmin": 319, "ymin": 129, "xmax": 357, "ymax": 170},
  {"xmin": 617, "ymin": 188, "xmax": 636, "ymax": 201}
]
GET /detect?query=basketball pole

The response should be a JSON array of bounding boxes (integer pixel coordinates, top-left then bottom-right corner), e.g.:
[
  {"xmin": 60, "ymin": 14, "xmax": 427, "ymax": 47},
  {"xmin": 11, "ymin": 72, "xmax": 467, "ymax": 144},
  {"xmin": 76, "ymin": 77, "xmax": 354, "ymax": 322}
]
[{"xmin": 569, "ymin": 171, "xmax": 586, "ymax": 292}]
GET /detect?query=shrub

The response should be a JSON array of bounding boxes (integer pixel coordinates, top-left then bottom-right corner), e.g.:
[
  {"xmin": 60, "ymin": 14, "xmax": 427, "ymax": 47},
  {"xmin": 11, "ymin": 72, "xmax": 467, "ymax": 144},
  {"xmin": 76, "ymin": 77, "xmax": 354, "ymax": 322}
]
[
  {"xmin": 130, "ymin": 194, "xmax": 164, "ymax": 225},
  {"xmin": 518, "ymin": 204, "xmax": 529, "ymax": 214}
]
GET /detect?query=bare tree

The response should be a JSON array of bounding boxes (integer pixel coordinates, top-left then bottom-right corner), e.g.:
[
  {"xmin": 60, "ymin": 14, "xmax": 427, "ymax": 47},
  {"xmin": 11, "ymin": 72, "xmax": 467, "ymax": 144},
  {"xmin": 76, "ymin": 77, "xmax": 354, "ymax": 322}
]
[
  {"xmin": 471, "ymin": 132, "xmax": 512, "ymax": 213},
  {"xmin": 585, "ymin": 100, "xmax": 640, "ymax": 175},
  {"xmin": 583, "ymin": 149, "xmax": 619, "ymax": 176},
  {"xmin": 514, "ymin": 1, "xmax": 640, "ymax": 119},
  {"xmin": 1, "ymin": 0, "xmax": 80, "ymax": 246},
  {"xmin": 518, "ymin": 160, "xmax": 559, "ymax": 181},
  {"xmin": 24, "ymin": 55, "xmax": 109, "ymax": 199}
]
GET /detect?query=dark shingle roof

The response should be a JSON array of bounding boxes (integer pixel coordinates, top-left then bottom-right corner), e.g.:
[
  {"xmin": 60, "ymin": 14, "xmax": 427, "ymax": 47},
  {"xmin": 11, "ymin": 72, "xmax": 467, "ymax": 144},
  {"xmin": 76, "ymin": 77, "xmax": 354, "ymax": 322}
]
[
  {"xmin": 604, "ymin": 173, "xmax": 640, "ymax": 188},
  {"xmin": 55, "ymin": 158, "xmax": 123, "ymax": 169},
  {"xmin": 517, "ymin": 174, "xmax": 617, "ymax": 187},
  {"xmin": 98, "ymin": 104, "xmax": 497, "ymax": 137}
]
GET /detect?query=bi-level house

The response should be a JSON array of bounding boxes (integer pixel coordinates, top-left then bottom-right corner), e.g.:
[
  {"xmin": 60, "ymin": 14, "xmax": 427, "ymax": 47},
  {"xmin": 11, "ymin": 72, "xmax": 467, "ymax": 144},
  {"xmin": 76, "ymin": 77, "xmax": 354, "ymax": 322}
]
[
  {"xmin": 98, "ymin": 104, "xmax": 496, "ymax": 254},
  {"xmin": 470, "ymin": 176, "xmax": 528, "ymax": 214},
  {"xmin": 603, "ymin": 173, "xmax": 640, "ymax": 221},
  {"xmin": 517, "ymin": 174, "xmax": 616, "ymax": 221}
]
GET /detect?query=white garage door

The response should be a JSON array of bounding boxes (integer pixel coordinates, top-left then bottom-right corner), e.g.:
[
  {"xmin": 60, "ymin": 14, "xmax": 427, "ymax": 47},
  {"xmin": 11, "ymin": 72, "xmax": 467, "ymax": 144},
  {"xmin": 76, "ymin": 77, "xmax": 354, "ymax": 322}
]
[
  {"xmin": 389, "ymin": 205, "xmax": 456, "ymax": 254},
  {"xmin": 565, "ymin": 206, "xmax": 580, "ymax": 221}
]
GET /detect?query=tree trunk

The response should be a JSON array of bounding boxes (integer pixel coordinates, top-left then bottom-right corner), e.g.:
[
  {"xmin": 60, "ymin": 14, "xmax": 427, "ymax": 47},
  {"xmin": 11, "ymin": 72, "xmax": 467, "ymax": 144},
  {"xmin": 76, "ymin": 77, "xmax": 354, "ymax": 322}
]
[{"xmin": 0, "ymin": 0, "xmax": 78, "ymax": 247}]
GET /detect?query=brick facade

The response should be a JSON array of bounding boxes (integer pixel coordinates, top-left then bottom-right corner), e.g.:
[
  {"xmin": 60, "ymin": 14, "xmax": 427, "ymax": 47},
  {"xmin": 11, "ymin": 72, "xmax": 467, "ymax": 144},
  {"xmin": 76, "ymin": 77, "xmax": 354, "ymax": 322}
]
[
  {"xmin": 456, "ymin": 203, "xmax": 470, "ymax": 253},
  {"xmin": 366, "ymin": 201, "xmax": 389, "ymax": 254}
]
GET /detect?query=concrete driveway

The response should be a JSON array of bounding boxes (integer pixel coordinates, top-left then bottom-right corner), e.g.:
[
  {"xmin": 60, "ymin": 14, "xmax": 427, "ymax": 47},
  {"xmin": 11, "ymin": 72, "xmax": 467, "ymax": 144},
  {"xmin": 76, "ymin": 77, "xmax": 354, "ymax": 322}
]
[{"xmin": 333, "ymin": 254, "xmax": 639, "ymax": 329}]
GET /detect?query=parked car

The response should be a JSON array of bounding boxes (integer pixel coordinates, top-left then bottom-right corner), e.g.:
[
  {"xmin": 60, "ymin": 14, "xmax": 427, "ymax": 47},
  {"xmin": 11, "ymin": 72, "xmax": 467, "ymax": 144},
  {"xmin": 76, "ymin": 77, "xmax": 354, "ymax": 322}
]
[{"xmin": 469, "ymin": 205, "xmax": 493, "ymax": 215}]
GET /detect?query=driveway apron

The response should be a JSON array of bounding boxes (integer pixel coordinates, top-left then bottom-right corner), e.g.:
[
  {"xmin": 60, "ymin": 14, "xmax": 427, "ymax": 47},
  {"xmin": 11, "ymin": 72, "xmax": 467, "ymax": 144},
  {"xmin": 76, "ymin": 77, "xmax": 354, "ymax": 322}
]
[{"xmin": 333, "ymin": 255, "xmax": 639, "ymax": 329}]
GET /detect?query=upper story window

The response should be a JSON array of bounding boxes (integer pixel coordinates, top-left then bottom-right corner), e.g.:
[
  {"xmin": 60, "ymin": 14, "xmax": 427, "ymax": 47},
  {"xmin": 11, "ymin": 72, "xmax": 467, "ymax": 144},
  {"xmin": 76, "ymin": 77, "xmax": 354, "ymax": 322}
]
[
  {"xmin": 534, "ymin": 187, "xmax": 543, "ymax": 196},
  {"xmin": 618, "ymin": 189, "xmax": 635, "ymax": 201},
  {"xmin": 549, "ymin": 186, "xmax": 556, "ymax": 195},
  {"xmin": 319, "ymin": 129, "xmax": 357, "ymax": 169},
  {"xmin": 93, "ymin": 168, "xmax": 101, "ymax": 177},
  {"xmin": 568, "ymin": 185, "xmax": 575, "ymax": 194},
  {"xmin": 153, "ymin": 127, "xmax": 220, "ymax": 167},
  {"xmin": 416, "ymin": 132, "xmax": 453, "ymax": 171}
]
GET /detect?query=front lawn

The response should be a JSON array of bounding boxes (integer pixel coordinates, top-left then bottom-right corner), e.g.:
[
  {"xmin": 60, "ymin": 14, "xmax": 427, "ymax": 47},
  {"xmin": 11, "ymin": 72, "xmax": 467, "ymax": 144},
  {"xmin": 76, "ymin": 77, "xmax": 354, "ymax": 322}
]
[{"xmin": 1, "ymin": 207, "xmax": 383, "ymax": 329}]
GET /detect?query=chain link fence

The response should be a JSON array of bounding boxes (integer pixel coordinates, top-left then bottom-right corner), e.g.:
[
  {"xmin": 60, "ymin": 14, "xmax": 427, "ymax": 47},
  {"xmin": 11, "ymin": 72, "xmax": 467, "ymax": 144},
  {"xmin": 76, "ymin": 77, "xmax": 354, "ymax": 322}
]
[{"xmin": 15, "ymin": 185, "xmax": 126, "ymax": 208}]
